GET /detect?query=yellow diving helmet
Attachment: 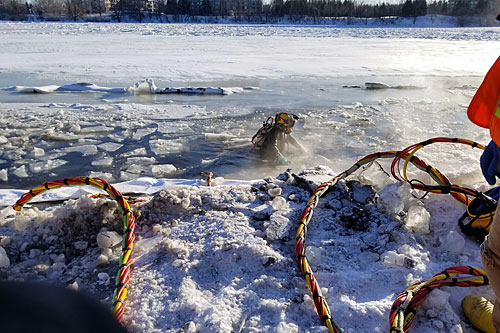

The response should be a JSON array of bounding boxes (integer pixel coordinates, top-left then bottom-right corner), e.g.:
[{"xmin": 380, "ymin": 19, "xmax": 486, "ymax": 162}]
[{"xmin": 275, "ymin": 113, "xmax": 298, "ymax": 134}]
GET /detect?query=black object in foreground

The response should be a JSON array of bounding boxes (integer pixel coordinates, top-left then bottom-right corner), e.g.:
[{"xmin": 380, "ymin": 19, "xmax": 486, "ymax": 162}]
[{"xmin": 0, "ymin": 280, "xmax": 129, "ymax": 333}]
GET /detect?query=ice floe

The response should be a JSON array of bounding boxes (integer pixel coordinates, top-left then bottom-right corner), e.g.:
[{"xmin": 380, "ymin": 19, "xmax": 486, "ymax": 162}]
[{"xmin": 4, "ymin": 79, "xmax": 246, "ymax": 96}]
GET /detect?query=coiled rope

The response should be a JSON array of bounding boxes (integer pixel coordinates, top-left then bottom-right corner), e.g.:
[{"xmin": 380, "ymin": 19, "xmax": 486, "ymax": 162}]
[
  {"xmin": 12, "ymin": 176, "xmax": 135, "ymax": 323},
  {"xmin": 296, "ymin": 137, "xmax": 486, "ymax": 332}
]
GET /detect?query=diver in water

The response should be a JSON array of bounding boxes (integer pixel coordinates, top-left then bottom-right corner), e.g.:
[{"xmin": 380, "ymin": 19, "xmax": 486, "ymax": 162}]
[{"xmin": 252, "ymin": 112, "xmax": 306, "ymax": 165}]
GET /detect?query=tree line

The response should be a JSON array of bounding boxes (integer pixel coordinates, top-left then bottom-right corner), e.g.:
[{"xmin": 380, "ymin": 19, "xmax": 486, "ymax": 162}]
[{"xmin": 1, "ymin": 0, "xmax": 499, "ymax": 23}]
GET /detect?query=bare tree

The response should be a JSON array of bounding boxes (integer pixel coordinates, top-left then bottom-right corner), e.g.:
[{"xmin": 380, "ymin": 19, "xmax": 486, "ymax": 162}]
[
  {"xmin": 65, "ymin": 0, "xmax": 84, "ymax": 19},
  {"xmin": 112, "ymin": 0, "xmax": 125, "ymax": 21},
  {"xmin": 33, "ymin": 0, "xmax": 65, "ymax": 15},
  {"xmin": 166, "ymin": 0, "xmax": 177, "ymax": 14},
  {"xmin": 0, "ymin": 0, "xmax": 28, "ymax": 18}
]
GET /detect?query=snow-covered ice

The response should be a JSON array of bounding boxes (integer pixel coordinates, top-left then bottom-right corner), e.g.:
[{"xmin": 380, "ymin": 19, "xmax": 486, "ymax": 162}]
[{"xmin": 0, "ymin": 21, "xmax": 500, "ymax": 333}]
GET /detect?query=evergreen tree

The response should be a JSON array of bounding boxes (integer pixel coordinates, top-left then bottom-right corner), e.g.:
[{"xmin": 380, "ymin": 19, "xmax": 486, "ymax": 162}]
[
  {"xmin": 166, "ymin": 0, "xmax": 177, "ymax": 14},
  {"xmin": 271, "ymin": 0, "xmax": 283, "ymax": 16},
  {"xmin": 201, "ymin": 0, "xmax": 211, "ymax": 15},
  {"xmin": 178, "ymin": 0, "xmax": 191, "ymax": 15},
  {"xmin": 401, "ymin": 0, "xmax": 413, "ymax": 17},
  {"xmin": 475, "ymin": 0, "xmax": 488, "ymax": 15},
  {"xmin": 65, "ymin": 0, "xmax": 84, "ymax": 19},
  {"xmin": 111, "ymin": 0, "xmax": 125, "ymax": 21},
  {"xmin": 452, "ymin": 0, "xmax": 470, "ymax": 16},
  {"xmin": 414, "ymin": 0, "xmax": 426, "ymax": 16}
]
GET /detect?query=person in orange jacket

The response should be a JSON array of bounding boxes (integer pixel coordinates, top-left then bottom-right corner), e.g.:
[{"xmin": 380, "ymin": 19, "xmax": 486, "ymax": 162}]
[{"xmin": 463, "ymin": 54, "xmax": 500, "ymax": 333}]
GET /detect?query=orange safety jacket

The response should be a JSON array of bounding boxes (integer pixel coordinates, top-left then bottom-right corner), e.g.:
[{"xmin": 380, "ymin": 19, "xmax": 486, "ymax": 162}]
[{"xmin": 468, "ymin": 56, "xmax": 500, "ymax": 145}]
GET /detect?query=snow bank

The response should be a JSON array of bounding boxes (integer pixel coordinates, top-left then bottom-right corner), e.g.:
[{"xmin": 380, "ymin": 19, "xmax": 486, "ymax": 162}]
[{"xmin": 0, "ymin": 166, "xmax": 491, "ymax": 332}]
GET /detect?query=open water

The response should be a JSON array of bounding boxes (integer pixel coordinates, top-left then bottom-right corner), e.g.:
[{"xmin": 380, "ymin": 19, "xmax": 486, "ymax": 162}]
[{"xmin": 0, "ymin": 72, "xmax": 485, "ymax": 189}]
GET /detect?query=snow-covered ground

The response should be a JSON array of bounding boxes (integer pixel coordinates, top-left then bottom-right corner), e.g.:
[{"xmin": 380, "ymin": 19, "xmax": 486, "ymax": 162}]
[{"xmin": 1, "ymin": 21, "xmax": 500, "ymax": 332}]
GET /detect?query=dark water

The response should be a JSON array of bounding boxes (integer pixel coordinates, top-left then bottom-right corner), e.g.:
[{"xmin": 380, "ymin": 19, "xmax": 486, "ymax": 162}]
[{"xmin": 0, "ymin": 74, "xmax": 483, "ymax": 189}]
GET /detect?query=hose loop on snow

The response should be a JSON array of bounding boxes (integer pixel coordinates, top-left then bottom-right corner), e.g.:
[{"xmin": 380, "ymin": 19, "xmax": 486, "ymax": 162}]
[
  {"xmin": 296, "ymin": 137, "xmax": 486, "ymax": 332},
  {"xmin": 389, "ymin": 266, "xmax": 488, "ymax": 332},
  {"xmin": 13, "ymin": 176, "xmax": 136, "ymax": 323}
]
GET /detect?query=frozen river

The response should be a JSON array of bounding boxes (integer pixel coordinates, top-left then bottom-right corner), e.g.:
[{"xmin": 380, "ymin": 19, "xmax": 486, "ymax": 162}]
[
  {"xmin": 2, "ymin": 22, "xmax": 500, "ymax": 333},
  {"xmin": 1, "ymin": 22, "xmax": 500, "ymax": 189}
]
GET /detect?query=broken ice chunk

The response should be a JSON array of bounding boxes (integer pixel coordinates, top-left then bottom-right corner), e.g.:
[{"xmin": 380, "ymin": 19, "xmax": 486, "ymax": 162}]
[
  {"xmin": 79, "ymin": 126, "xmax": 114, "ymax": 134},
  {"xmin": 97, "ymin": 272, "xmax": 110, "ymax": 285},
  {"xmin": 91, "ymin": 157, "xmax": 114, "ymax": 167},
  {"xmin": 63, "ymin": 145, "xmax": 98, "ymax": 156},
  {"xmin": 305, "ymin": 246, "xmax": 323, "ymax": 267},
  {"xmin": 439, "ymin": 231, "xmax": 465, "ymax": 258},
  {"xmin": 0, "ymin": 169, "xmax": 7, "ymax": 181},
  {"xmin": 45, "ymin": 131, "xmax": 80, "ymax": 142},
  {"xmin": 381, "ymin": 250, "xmax": 405, "ymax": 266},
  {"xmin": 268, "ymin": 187, "xmax": 282, "ymax": 197},
  {"xmin": 358, "ymin": 162, "xmax": 394, "ymax": 191},
  {"xmin": 125, "ymin": 157, "xmax": 156, "ymax": 167},
  {"xmin": 98, "ymin": 142, "xmax": 123, "ymax": 152},
  {"xmin": 119, "ymin": 171, "xmax": 136, "ymax": 181},
  {"xmin": 271, "ymin": 196, "xmax": 288, "ymax": 211},
  {"xmin": 120, "ymin": 148, "xmax": 147, "ymax": 158},
  {"xmin": 150, "ymin": 139, "xmax": 188, "ymax": 155},
  {"xmin": 132, "ymin": 128, "xmax": 156, "ymax": 140},
  {"xmin": 151, "ymin": 164, "xmax": 177, "ymax": 177},
  {"xmin": 0, "ymin": 246, "xmax": 10, "ymax": 268},
  {"xmin": 377, "ymin": 184, "xmax": 405, "ymax": 215},
  {"xmin": 126, "ymin": 164, "xmax": 145, "ymax": 175},
  {"xmin": 69, "ymin": 123, "xmax": 81, "ymax": 133},
  {"xmin": 265, "ymin": 214, "xmax": 291, "ymax": 240},
  {"xmin": 33, "ymin": 147, "xmax": 45, "ymax": 158},
  {"xmin": 29, "ymin": 159, "xmax": 68, "ymax": 173},
  {"xmin": 205, "ymin": 132, "xmax": 236, "ymax": 140},
  {"xmin": 95, "ymin": 254, "xmax": 109, "ymax": 267},
  {"xmin": 13, "ymin": 165, "xmax": 29, "ymax": 178},
  {"xmin": 96, "ymin": 231, "xmax": 122, "ymax": 249},
  {"xmin": 404, "ymin": 205, "xmax": 430, "ymax": 234},
  {"xmin": 88, "ymin": 171, "xmax": 114, "ymax": 182}
]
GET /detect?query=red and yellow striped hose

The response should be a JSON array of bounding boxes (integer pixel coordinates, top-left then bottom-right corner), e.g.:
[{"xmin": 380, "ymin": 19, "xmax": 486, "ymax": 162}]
[
  {"xmin": 296, "ymin": 138, "xmax": 485, "ymax": 332},
  {"xmin": 390, "ymin": 266, "xmax": 488, "ymax": 333},
  {"xmin": 12, "ymin": 176, "xmax": 135, "ymax": 323}
]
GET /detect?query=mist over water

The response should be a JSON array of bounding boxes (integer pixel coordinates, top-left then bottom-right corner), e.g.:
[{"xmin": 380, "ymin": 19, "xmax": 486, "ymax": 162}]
[
  {"xmin": 2, "ymin": 22, "xmax": 498, "ymax": 189},
  {"xmin": 0, "ymin": 74, "xmax": 487, "ymax": 189}
]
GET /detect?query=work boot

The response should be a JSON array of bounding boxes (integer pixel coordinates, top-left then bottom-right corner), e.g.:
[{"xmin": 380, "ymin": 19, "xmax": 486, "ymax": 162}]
[{"xmin": 462, "ymin": 294, "xmax": 496, "ymax": 333}]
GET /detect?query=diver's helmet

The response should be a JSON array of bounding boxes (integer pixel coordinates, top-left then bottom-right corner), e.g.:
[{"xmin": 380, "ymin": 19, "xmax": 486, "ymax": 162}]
[{"xmin": 275, "ymin": 113, "xmax": 299, "ymax": 134}]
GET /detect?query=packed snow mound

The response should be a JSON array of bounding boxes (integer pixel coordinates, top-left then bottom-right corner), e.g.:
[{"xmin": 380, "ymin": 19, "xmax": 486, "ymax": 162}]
[{"xmin": 0, "ymin": 166, "xmax": 491, "ymax": 332}]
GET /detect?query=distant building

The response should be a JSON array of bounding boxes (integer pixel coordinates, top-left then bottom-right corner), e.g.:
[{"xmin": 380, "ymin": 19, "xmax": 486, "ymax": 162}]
[
  {"xmin": 81, "ymin": 0, "xmax": 154, "ymax": 13},
  {"xmin": 80, "ymin": 0, "xmax": 113, "ymax": 13},
  {"xmin": 81, "ymin": 0, "xmax": 260, "ymax": 15},
  {"xmin": 223, "ymin": 0, "xmax": 262, "ymax": 15},
  {"xmin": 142, "ymin": 0, "xmax": 156, "ymax": 12}
]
